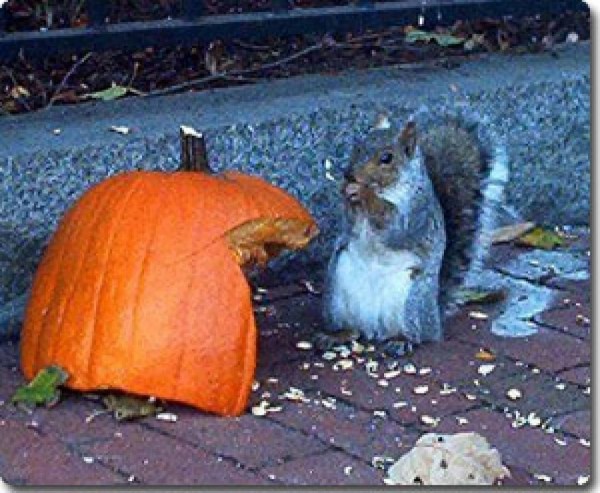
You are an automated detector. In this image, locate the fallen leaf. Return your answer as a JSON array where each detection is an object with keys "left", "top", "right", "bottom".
[
  {"left": 386, "top": 432, "right": 510, "bottom": 485},
  {"left": 405, "top": 29, "right": 465, "bottom": 46},
  {"left": 516, "top": 227, "right": 565, "bottom": 250},
  {"left": 456, "top": 288, "right": 506, "bottom": 305},
  {"left": 10, "top": 85, "right": 30, "bottom": 99},
  {"left": 87, "top": 83, "right": 129, "bottom": 101},
  {"left": 491, "top": 222, "right": 536, "bottom": 244},
  {"left": 12, "top": 366, "right": 69, "bottom": 410},
  {"left": 475, "top": 349, "right": 496, "bottom": 362},
  {"left": 103, "top": 394, "right": 162, "bottom": 421}
]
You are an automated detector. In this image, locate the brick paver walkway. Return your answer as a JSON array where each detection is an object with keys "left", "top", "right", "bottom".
[{"left": 0, "top": 230, "right": 591, "bottom": 486}]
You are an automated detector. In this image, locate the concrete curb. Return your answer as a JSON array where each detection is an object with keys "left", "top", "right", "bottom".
[{"left": 0, "top": 43, "right": 590, "bottom": 337}]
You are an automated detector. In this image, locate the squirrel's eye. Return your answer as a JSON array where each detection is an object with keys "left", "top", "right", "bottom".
[{"left": 379, "top": 151, "right": 394, "bottom": 164}]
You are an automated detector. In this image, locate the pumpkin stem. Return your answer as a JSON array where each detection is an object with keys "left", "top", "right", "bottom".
[{"left": 179, "top": 126, "right": 213, "bottom": 173}]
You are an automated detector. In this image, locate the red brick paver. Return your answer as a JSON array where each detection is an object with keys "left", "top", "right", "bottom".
[{"left": 0, "top": 239, "right": 591, "bottom": 486}]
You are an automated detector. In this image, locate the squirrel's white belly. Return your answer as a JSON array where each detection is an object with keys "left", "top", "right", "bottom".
[{"left": 328, "top": 223, "right": 420, "bottom": 340}]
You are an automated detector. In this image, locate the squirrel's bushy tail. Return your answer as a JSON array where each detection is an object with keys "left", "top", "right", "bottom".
[{"left": 415, "top": 109, "right": 509, "bottom": 302}]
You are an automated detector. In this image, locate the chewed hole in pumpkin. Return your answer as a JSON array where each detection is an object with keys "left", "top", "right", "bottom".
[{"left": 227, "top": 217, "right": 319, "bottom": 268}]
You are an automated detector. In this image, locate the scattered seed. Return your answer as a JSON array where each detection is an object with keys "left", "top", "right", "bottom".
[
  {"left": 456, "top": 416, "right": 469, "bottom": 425},
  {"left": 577, "top": 475, "right": 589, "bottom": 485},
  {"left": 344, "top": 466, "right": 353, "bottom": 476},
  {"left": 110, "top": 125, "right": 131, "bottom": 135},
  {"left": 527, "top": 412, "right": 542, "bottom": 427},
  {"left": 439, "top": 384, "right": 457, "bottom": 396},
  {"left": 403, "top": 363, "right": 417, "bottom": 375},
  {"left": 282, "top": 387, "right": 308, "bottom": 403},
  {"left": 384, "top": 370, "right": 402, "bottom": 379},
  {"left": 373, "top": 410, "right": 387, "bottom": 418},
  {"left": 575, "top": 314, "right": 590, "bottom": 326},
  {"left": 321, "top": 397, "right": 337, "bottom": 410},
  {"left": 464, "top": 393, "right": 477, "bottom": 401},
  {"left": 579, "top": 438, "right": 590, "bottom": 448},
  {"left": 506, "top": 388, "right": 522, "bottom": 401},
  {"left": 82, "top": 456, "right": 94, "bottom": 464},
  {"left": 372, "top": 456, "right": 393, "bottom": 469},
  {"left": 554, "top": 437, "right": 567, "bottom": 446},
  {"left": 53, "top": 128, "right": 62, "bottom": 135},
  {"left": 393, "top": 401, "right": 408, "bottom": 409},
  {"left": 156, "top": 412, "right": 178, "bottom": 423},
  {"left": 251, "top": 400, "right": 281, "bottom": 416},
  {"left": 418, "top": 367, "right": 432, "bottom": 376},
  {"left": 333, "top": 359, "right": 354, "bottom": 371},
  {"left": 478, "top": 364, "right": 496, "bottom": 376},
  {"left": 350, "top": 340, "right": 365, "bottom": 354},
  {"left": 322, "top": 351, "right": 337, "bottom": 361},
  {"left": 534, "top": 474, "right": 553, "bottom": 483},
  {"left": 413, "top": 385, "right": 429, "bottom": 395},
  {"left": 420, "top": 415, "right": 440, "bottom": 427},
  {"left": 469, "top": 311, "right": 489, "bottom": 320},
  {"left": 366, "top": 360, "right": 379, "bottom": 375},
  {"left": 296, "top": 341, "right": 313, "bottom": 350},
  {"left": 555, "top": 382, "right": 566, "bottom": 390}
]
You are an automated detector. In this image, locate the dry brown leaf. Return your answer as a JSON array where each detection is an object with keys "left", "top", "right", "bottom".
[
  {"left": 475, "top": 349, "right": 496, "bottom": 362},
  {"left": 386, "top": 432, "right": 510, "bottom": 485}
]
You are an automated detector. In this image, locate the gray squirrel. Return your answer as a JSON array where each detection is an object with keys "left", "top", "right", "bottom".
[{"left": 321, "top": 112, "right": 509, "bottom": 355}]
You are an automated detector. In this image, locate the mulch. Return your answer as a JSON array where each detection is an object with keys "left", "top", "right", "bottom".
[{"left": 0, "top": 3, "right": 589, "bottom": 115}]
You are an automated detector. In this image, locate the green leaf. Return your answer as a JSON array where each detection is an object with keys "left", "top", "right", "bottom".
[
  {"left": 491, "top": 222, "right": 536, "bottom": 244},
  {"left": 103, "top": 394, "right": 162, "bottom": 421},
  {"left": 516, "top": 227, "right": 565, "bottom": 250},
  {"left": 405, "top": 30, "right": 465, "bottom": 47},
  {"left": 87, "top": 84, "right": 129, "bottom": 101},
  {"left": 456, "top": 288, "right": 506, "bottom": 306},
  {"left": 12, "top": 365, "right": 69, "bottom": 410}
]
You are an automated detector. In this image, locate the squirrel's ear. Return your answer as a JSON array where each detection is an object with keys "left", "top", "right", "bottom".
[
  {"left": 373, "top": 112, "right": 392, "bottom": 130},
  {"left": 399, "top": 121, "right": 417, "bottom": 157}
]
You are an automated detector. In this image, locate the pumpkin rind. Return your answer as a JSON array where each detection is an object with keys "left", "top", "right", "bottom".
[{"left": 21, "top": 170, "right": 315, "bottom": 416}]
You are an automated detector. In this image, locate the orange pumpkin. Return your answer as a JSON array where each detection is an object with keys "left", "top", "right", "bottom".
[{"left": 20, "top": 166, "right": 317, "bottom": 416}]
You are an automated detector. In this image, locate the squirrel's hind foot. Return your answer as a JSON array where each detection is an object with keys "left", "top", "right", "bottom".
[
  {"left": 382, "top": 338, "right": 415, "bottom": 359},
  {"left": 312, "top": 328, "right": 361, "bottom": 352}
]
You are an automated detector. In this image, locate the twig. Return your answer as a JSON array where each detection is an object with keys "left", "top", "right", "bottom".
[
  {"left": 146, "top": 42, "right": 324, "bottom": 98},
  {"left": 46, "top": 52, "right": 92, "bottom": 108}
]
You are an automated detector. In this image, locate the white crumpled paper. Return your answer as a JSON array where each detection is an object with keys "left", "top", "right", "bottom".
[{"left": 386, "top": 432, "right": 511, "bottom": 485}]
